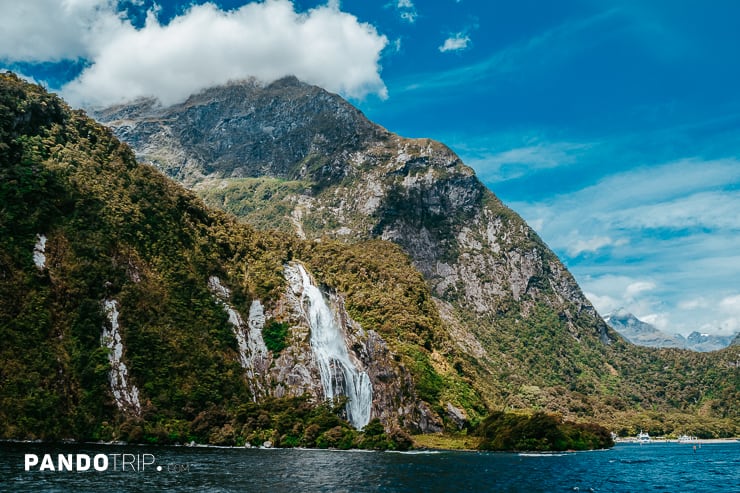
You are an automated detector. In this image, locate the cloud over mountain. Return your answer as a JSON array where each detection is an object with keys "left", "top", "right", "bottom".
[{"left": 1, "top": 0, "right": 388, "bottom": 107}]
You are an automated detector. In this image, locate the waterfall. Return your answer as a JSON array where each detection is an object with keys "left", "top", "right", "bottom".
[
  {"left": 33, "top": 234, "right": 47, "bottom": 270},
  {"left": 286, "top": 263, "right": 373, "bottom": 429},
  {"left": 101, "top": 299, "right": 141, "bottom": 414}
]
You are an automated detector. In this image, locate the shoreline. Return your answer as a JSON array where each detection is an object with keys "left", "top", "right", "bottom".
[
  {"left": 615, "top": 438, "right": 739, "bottom": 444},
  {"left": 3, "top": 436, "right": 739, "bottom": 453}
]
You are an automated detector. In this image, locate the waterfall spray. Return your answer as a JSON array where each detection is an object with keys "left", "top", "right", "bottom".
[{"left": 286, "top": 263, "right": 373, "bottom": 429}]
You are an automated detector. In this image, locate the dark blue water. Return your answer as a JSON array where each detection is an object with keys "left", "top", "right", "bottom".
[{"left": 1, "top": 441, "right": 738, "bottom": 492}]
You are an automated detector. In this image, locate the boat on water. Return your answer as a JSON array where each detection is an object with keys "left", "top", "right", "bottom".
[
  {"left": 637, "top": 431, "right": 651, "bottom": 443},
  {"left": 678, "top": 434, "right": 697, "bottom": 443}
]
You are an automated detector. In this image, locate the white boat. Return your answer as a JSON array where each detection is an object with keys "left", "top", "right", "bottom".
[
  {"left": 677, "top": 434, "right": 697, "bottom": 443},
  {"left": 637, "top": 431, "right": 651, "bottom": 443}
]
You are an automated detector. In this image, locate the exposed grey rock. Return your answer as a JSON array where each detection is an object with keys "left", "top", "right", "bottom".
[
  {"left": 93, "top": 77, "right": 385, "bottom": 186},
  {"left": 446, "top": 402, "right": 468, "bottom": 430}
]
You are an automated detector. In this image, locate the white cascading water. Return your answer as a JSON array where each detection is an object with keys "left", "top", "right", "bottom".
[
  {"left": 287, "top": 263, "right": 373, "bottom": 429},
  {"left": 101, "top": 299, "right": 141, "bottom": 414},
  {"left": 33, "top": 234, "right": 47, "bottom": 270}
]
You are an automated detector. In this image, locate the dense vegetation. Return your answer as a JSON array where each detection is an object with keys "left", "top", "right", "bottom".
[
  {"left": 0, "top": 72, "right": 261, "bottom": 440},
  {"left": 108, "top": 395, "right": 411, "bottom": 450},
  {"left": 0, "top": 73, "right": 450, "bottom": 444},
  {"left": 1, "top": 73, "right": 737, "bottom": 448},
  {"left": 477, "top": 411, "right": 613, "bottom": 451},
  {"left": 299, "top": 239, "right": 487, "bottom": 422},
  {"left": 196, "top": 177, "right": 308, "bottom": 232}
]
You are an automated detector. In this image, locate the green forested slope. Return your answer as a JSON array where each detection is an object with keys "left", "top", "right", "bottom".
[
  {"left": 0, "top": 73, "right": 466, "bottom": 443},
  {"left": 1, "top": 73, "right": 738, "bottom": 443}
]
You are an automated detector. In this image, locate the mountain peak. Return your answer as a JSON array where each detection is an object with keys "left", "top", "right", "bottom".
[
  {"left": 605, "top": 310, "right": 685, "bottom": 349},
  {"left": 94, "top": 77, "right": 385, "bottom": 185},
  {"left": 605, "top": 310, "right": 737, "bottom": 351},
  {"left": 605, "top": 307, "right": 634, "bottom": 323}
]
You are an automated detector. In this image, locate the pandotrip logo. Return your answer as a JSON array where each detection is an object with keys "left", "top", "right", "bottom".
[{"left": 24, "top": 453, "right": 190, "bottom": 473}]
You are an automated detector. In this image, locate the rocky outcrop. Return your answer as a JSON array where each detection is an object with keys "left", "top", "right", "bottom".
[{"left": 208, "top": 276, "right": 271, "bottom": 400}]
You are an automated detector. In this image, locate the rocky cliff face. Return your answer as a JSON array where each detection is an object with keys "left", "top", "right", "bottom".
[
  {"left": 94, "top": 76, "right": 384, "bottom": 185},
  {"left": 685, "top": 331, "right": 737, "bottom": 352},
  {"left": 95, "top": 77, "right": 619, "bottom": 415},
  {"left": 206, "top": 264, "right": 438, "bottom": 432}
]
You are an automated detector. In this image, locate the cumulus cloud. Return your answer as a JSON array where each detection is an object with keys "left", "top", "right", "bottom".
[
  {"left": 624, "top": 281, "right": 656, "bottom": 300},
  {"left": 0, "top": 0, "right": 118, "bottom": 62},
  {"left": 584, "top": 291, "right": 620, "bottom": 316},
  {"left": 1, "top": 0, "right": 388, "bottom": 107},
  {"left": 639, "top": 312, "right": 671, "bottom": 331},
  {"left": 439, "top": 33, "right": 471, "bottom": 52},
  {"left": 581, "top": 274, "right": 674, "bottom": 330}
]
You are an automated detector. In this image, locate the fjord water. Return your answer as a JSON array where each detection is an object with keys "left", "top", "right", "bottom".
[{"left": 2, "top": 441, "right": 738, "bottom": 492}]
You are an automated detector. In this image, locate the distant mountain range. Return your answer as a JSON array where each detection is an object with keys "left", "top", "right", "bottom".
[{"left": 605, "top": 308, "right": 737, "bottom": 352}]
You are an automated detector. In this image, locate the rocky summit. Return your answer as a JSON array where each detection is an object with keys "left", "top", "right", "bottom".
[{"left": 1, "top": 73, "right": 738, "bottom": 444}]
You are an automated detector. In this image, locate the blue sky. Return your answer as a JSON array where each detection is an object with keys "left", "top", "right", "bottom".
[{"left": 2, "top": 0, "right": 739, "bottom": 335}]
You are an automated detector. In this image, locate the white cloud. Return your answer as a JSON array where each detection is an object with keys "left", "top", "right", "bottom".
[
  {"left": 719, "top": 294, "right": 740, "bottom": 315},
  {"left": 568, "top": 158, "right": 740, "bottom": 220},
  {"left": 439, "top": 33, "right": 471, "bottom": 52},
  {"left": 625, "top": 281, "right": 656, "bottom": 300},
  {"left": 703, "top": 294, "right": 740, "bottom": 335},
  {"left": 717, "top": 318, "right": 739, "bottom": 334},
  {"left": 505, "top": 156, "right": 740, "bottom": 336},
  {"left": 584, "top": 291, "right": 620, "bottom": 316},
  {"left": 581, "top": 275, "right": 659, "bottom": 314},
  {"left": 1, "top": 0, "right": 388, "bottom": 107},
  {"left": 390, "top": 37, "right": 403, "bottom": 53},
  {"left": 639, "top": 312, "right": 670, "bottom": 331},
  {"left": 610, "top": 190, "right": 740, "bottom": 231},
  {"left": 396, "top": 0, "right": 418, "bottom": 24},
  {"left": 462, "top": 140, "right": 592, "bottom": 183},
  {"left": 0, "top": 0, "right": 119, "bottom": 62},
  {"left": 566, "top": 235, "right": 621, "bottom": 257},
  {"left": 678, "top": 297, "right": 710, "bottom": 310}
]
